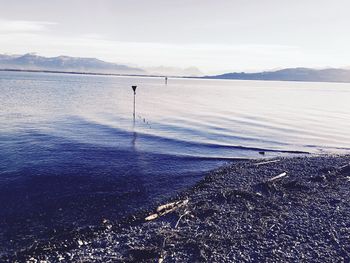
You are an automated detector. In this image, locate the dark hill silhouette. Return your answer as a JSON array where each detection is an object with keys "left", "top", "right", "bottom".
[{"left": 205, "top": 67, "right": 350, "bottom": 83}]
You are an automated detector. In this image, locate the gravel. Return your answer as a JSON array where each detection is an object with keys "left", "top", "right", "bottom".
[{"left": 4, "top": 155, "right": 350, "bottom": 262}]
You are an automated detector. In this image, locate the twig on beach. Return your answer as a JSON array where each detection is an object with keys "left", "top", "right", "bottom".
[
  {"left": 339, "top": 163, "right": 350, "bottom": 174},
  {"left": 175, "top": 211, "right": 190, "bottom": 228},
  {"left": 255, "top": 160, "right": 280, "bottom": 166},
  {"left": 158, "top": 238, "right": 167, "bottom": 263},
  {"left": 339, "top": 163, "right": 350, "bottom": 169},
  {"left": 267, "top": 172, "right": 288, "bottom": 182}
]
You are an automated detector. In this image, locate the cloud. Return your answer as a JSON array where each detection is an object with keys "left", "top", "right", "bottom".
[{"left": 0, "top": 19, "right": 56, "bottom": 33}]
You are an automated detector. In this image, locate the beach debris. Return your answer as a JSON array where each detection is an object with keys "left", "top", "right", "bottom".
[
  {"left": 158, "top": 238, "right": 167, "bottom": 263},
  {"left": 310, "top": 163, "right": 350, "bottom": 183},
  {"left": 254, "top": 159, "right": 280, "bottom": 166},
  {"left": 157, "top": 200, "right": 187, "bottom": 213},
  {"left": 156, "top": 199, "right": 189, "bottom": 215},
  {"left": 145, "top": 199, "right": 189, "bottom": 221},
  {"left": 145, "top": 213, "right": 159, "bottom": 221},
  {"left": 339, "top": 163, "right": 350, "bottom": 175},
  {"left": 175, "top": 210, "right": 190, "bottom": 228},
  {"left": 267, "top": 172, "right": 288, "bottom": 182},
  {"left": 254, "top": 171, "right": 289, "bottom": 196},
  {"left": 339, "top": 163, "right": 350, "bottom": 170},
  {"left": 156, "top": 202, "right": 177, "bottom": 213}
]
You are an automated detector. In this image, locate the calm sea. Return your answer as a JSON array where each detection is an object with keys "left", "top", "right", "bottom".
[{"left": 1, "top": 71, "right": 349, "bottom": 254}]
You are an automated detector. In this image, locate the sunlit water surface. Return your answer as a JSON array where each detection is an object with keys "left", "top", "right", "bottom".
[{"left": 1, "top": 71, "right": 350, "bottom": 253}]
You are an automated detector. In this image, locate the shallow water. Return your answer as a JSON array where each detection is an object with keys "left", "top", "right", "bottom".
[{"left": 1, "top": 71, "right": 350, "bottom": 253}]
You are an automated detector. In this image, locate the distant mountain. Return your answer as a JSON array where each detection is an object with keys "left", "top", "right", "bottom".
[
  {"left": 205, "top": 68, "right": 350, "bottom": 83},
  {"left": 0, "top": 53, "right": 144, "bottom": 74}
]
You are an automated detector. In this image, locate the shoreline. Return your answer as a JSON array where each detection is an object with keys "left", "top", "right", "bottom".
[
  {"left": 0, "top": 68, "right": 181, "bottom": 79},
  {"left": 6, "top": 154, "right": 350, "bottom": 262},
  {"left": 3, "top": 69, "right": 350, "bottom": 85}
]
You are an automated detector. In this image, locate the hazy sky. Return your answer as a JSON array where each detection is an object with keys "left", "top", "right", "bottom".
[{"left": 0, "top": 0, "right": 349, "bottom": 73}]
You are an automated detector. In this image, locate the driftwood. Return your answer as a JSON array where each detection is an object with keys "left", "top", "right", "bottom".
[
  {"left": 145, "top": 199, "right": 189, "bottom": 221},
  {"left": 267, "top": 172, "right": 288, "bottom": 182},
  {"left": 255, "top": 160, "right": 280, "bottom": 166},
  {"left": 145, "top": 214, "right": 158, "bottom": 221},
  {"left": 157, "top": 201, "right": 179, "bottom": 212}
]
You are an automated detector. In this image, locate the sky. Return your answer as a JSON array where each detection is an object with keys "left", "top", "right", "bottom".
[{"left": 0, "top": 0, "right": 350, "bottom": 74}]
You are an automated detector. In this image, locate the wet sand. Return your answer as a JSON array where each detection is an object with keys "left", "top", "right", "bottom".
[{"left": 5, "top": 155, "right": 350, "bottom": 262}]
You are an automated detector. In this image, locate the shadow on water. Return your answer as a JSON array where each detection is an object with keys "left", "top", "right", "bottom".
[{"left": 0, "top": 126, "right": 231, "bottom": 255}]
